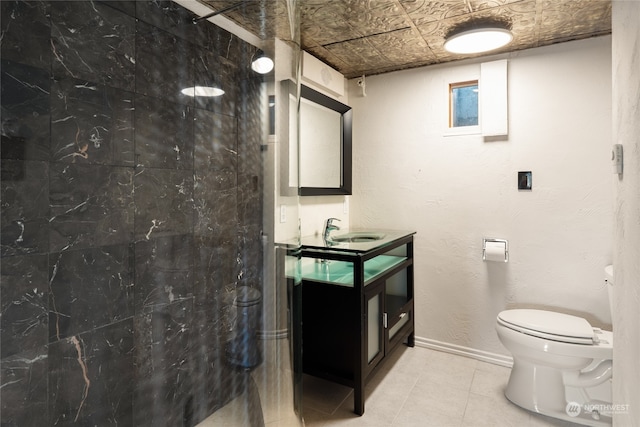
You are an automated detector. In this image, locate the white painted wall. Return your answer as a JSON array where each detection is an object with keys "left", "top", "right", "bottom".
[
  {"left": 347, "top": 36, "right": 613, "bottom": 358},
  {"left": 612, "top": 1, "right": 640, "bottom": 423},
  {"left": 300, "top": 196, "right": 350, "bottom": 238}
]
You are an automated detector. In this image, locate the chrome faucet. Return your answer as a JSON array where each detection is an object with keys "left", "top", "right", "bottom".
[{"left": 323, "top": 217, "right": 341, "bottom": 241}]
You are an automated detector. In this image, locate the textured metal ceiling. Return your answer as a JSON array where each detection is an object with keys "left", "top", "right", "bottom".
[{"left": 198, "top": 0, "right": 612, "bottom": 79}]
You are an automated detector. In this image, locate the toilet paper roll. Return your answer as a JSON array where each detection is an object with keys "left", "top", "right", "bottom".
[{"left": 484, "top": 241, "right": 507, "bottom": 262}]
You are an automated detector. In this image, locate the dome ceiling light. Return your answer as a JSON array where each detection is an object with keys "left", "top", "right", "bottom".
[
  {"left": 444, "top": 27, "right": 513, "bottom": 54},
  {"left": 444, "top": 13, "right": 513, "bottom": 55}
]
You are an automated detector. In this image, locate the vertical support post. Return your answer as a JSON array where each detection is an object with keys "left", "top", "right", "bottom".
[
  {"left": 407, "top": 237, "right": 415, "bottom": 347},
  {"left": 354, "top": 256, "right": 365, "bottom": 415}
]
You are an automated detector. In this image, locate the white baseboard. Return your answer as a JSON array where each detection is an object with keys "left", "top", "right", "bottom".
[{"left": 414, "top": 336, "right": 513, "bottom": 368}]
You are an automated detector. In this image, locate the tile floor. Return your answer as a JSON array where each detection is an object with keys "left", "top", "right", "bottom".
[
  {"left": 301, "top": 346, "right": 585, "bottom": 427},
  {"left": 199, "top": 344, "right": 587, "bottom": 427}
]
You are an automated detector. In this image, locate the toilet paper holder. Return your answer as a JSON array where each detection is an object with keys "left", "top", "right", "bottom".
[{"left": 483, "top": 238, "right": 509, "bottom": 262}]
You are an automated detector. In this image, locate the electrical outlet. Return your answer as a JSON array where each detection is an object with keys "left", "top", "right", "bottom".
[
  {"left": 612, "top": 144, "right": 623, "bottom": 174},
  {"left": 280, "top": 205, "right": 287, "bottom": 223}
]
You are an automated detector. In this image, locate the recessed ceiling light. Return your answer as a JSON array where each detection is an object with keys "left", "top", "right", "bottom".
[
  {"left": 444, "top": 28, "right": 513, "bottom": 54},
  {"left": 181, "top": 86, "right": 225, "bottom": 97}
]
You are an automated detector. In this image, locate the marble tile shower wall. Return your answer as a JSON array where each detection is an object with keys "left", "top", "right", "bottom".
[{"left": 0, "top": 1, "right": 266, "bottom": 426}]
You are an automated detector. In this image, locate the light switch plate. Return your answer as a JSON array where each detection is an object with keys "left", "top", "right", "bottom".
[{"left": 518, "top": 171, "right": 532, "bottom": 190}]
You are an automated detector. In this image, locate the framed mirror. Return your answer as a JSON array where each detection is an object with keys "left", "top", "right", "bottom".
[{"left": 299, "top": 84, "right": 352, "bottom": 196}]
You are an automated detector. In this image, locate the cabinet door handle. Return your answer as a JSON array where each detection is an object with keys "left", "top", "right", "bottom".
[{"left": 383, "top": 313, "right": 388, "bottom": 329}]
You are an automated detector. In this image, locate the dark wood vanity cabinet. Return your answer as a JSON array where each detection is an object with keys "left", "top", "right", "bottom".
[{"left": 300, "top": 231, "right": 415, "bottom": 415}]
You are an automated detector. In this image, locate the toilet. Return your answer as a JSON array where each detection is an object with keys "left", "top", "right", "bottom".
[{"left": 495, "top": 266, "right": 614, "bottom": 426}]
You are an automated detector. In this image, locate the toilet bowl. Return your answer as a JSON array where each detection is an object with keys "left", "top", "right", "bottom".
[{"left": 495, "top": 266, "right": 614, "bottom": 426}]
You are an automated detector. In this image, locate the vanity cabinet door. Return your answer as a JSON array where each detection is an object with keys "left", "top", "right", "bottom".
[
  {"left": 364, "top": 281, "right": 385, "bottom": 377},
  {"left": 385, "top": 266, "right": 415, "bottom": 352}
]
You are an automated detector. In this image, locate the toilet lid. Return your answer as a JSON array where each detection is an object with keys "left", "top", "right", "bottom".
[{"left": 498, "top": 309, "right": 595, "bottom": 345}]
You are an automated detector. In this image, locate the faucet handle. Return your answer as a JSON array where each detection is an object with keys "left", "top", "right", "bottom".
[
  {"left": 323, "top": 218, "right": 341, "bottom": 241},
  {"left": 326, "top": 217, "right": 341, "bottom": 226}
]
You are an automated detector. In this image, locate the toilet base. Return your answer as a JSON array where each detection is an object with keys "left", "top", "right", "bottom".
[{"left": 505, "top": 360, "right": 612, "bottom": 427}]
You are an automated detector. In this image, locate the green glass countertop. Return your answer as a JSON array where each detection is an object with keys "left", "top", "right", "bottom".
[
  {"left": 299, "top": 229, "right": 415, "bottom": 254},
  {"left": 299, "top": 255, "right": 407, "bottom": 287}
]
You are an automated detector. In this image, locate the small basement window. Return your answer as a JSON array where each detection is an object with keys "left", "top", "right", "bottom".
[{"left": 449, "top": 81, "right": 478, "bottom": 128}]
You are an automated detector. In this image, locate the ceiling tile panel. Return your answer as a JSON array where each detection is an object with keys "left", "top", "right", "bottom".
[
  {"left": 401, "top": 0, "right": 482, "bottom": 25},
  {"left": 537, "top": 0, "right": 611, "bottom": 44},
  {"left": 323, "top": 38, "right": 383, "bottom": 70},
  {"left": 196, "top": 0, "right": 612, "bottom": 78},
  {"left": 301, "top": 0, "right": 364, "bottom": 45},
  {"left": 303, "top": 45, "right": 352, "bottom": 73},
  {"left": 400, "top": 0, "right": 524, "bottom": 25},
  {"left": 200, "top": 0, "right": 291, "bottom": 39},
  {"left": 368, "top": 27, "right": 435, "bottom": 63},
  {"left": 301, "top": 18, "right": 362, "bottom": 47},
  {"left": 342, "top": 0, "right": 414, "bottom": 36}
]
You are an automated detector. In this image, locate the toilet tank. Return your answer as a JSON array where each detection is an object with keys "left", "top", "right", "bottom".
[{"left": 605, "top": 265, "right": 614, "bottom": 321}]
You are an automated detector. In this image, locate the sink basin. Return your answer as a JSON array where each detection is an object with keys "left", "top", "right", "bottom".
[{"left": 331, "top": 231, "right": 386, "bottom": 243}]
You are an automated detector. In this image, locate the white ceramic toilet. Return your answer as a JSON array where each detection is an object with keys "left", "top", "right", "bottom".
[{"left": 495, "top": 265, "right": 614, "bottom": 426}]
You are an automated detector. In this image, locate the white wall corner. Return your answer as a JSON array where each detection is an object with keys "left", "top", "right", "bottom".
[{"left": 480, "top": 59, "right": 508, "bottom": 137}]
